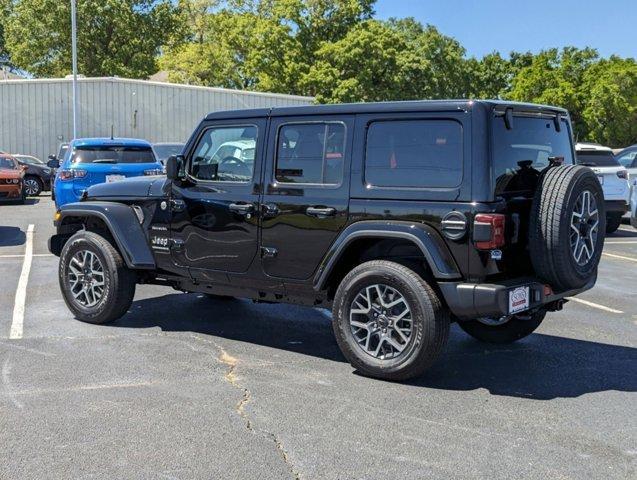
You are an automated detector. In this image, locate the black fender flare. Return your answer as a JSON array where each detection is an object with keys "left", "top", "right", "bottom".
[
  {"left": 50, "top": 201, "right": 156, "bottom": 269},
  {"left": 313, "top": 221, "right": 461, "bottom": 290}
]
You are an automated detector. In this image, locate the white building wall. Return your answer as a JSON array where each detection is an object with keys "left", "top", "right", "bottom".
[{"left": 0, "top": 77, "right": 312, "bottom": 160}]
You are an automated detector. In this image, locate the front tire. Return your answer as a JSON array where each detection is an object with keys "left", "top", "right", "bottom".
[
  {"left": 23, "top": 176, "right": 43, "bottom": 196},
  {"left": 457, "top": 310, "right": 546, "bottom": 344},
  {"left": 605, "top": 212, "right": 623, "bottom": 234},
  {"left": 332, "top": 260, "right": 450, "bottom": 381},
  {"left": 59, "top": 231, "right": 136, "bottom": 324}
]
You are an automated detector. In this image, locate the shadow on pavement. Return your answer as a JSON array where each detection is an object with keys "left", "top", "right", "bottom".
[
  {"left": 112, "top": 292, "right": 637, "bottom": 400},
  {"left": 0, "top": 226, "right": 26, "bottom": 247},
  {"left": 608, "top": 227, "right": 637, "bottom": 237}
]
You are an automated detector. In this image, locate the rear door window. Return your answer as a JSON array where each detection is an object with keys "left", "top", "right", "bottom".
[
  {"left": 275, "top": 123, "right": 345, "bottom": 185},
  {"left": 364, "top": 120, "right": 463, "bottom": 188}
]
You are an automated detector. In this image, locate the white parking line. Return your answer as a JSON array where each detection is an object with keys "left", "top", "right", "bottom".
[
  {"left": 602, "top": 252, "right": 637, "bottom": 263},
  {"left": 0, "top": 253, "right": 53, "bottom": 258},
  {"left": 566, "top": 296, "right": 624, "bottom": 314},
  {"left": 604, "top": 240, "right": 637, "bottom": 244},
  {"left": 10, "top": 224, "right": 34, "bottom": 340}
]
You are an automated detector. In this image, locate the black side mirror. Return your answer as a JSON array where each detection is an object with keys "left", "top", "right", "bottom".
[
  {"left": 166, "top": 155, "right": 184, "bottom": 180},
  {"left": 47, "top": 155, "right": 59, "bottom": 168}
]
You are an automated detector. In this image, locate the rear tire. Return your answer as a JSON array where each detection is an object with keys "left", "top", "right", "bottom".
[
  {"left": 59, "top": 231, "right": 136, "bottom": 324},
  {"left": 458, "top": 310, "right": 546, "bottom": 344},
  {"left": 332, "top": 260, "right": 450, "bottom": 381},
  {"left": 605, "top": 212, "right": 622, "bottom": 234}
]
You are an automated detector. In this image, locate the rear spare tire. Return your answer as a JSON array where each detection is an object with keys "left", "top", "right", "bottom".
[{"left": 529, "top": 165, "right": 605, "bottom": 291}]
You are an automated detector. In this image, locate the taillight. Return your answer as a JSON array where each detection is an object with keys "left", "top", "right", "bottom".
[
  {"left": 59, "top": 169, "right": 87, "bottom": 181},
  {"left": 474, "top": 214, "right": 506, "bottom": 250},
  {"left": 617, "top": 169, "right": 628, "bottom": 180}
]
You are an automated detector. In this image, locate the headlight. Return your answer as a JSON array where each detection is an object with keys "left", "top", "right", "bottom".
[{"left": 11, "top": 178, "right": 19, "bottom": 184}]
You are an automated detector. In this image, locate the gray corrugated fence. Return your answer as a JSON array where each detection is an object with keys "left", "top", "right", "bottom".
[{"left": 0, "top": 77, "right": 312, "bottom": 160}]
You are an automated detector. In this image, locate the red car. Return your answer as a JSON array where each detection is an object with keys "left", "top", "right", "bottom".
[{"left": 0, "top": 154, "right": 27, "bottom": 204}]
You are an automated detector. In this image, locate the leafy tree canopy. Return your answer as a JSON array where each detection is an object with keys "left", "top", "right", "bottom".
[{"left": 4, "top": 0, "right": 182, "bottom": 78}]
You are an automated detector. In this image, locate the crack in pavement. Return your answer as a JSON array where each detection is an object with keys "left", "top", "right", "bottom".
[{"left": 205, "top": 336, "right": 301, "bottom": 480}]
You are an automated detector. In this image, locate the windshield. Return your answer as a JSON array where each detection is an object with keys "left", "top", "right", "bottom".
[
  {"left": 576, "top": 151, "right": 620, "bottom": 167},
  {"left": 72, "top": 146, "right": 156, "bottom": 164},
  {"left": 153, "top": 144, "right": 184, "bottom": 161},
  {"left": 17, "top": 156, "right": 43, "bottom": 165},
  {"left": 492, "top": 115, "right": 574, "bottom": 196},
  {"left": 0, "top": 157, "right": 18, "bottom": 169},
  {"left": 58, "top": 145, "right": 68, "bottom": 160}
]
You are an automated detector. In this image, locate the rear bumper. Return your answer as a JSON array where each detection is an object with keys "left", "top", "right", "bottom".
[
  {"left": 439, "top": 275, "right": 597, "bottom": 320},
  {"left": 605, "top": 200, "right": 628, "bottom": 213}
]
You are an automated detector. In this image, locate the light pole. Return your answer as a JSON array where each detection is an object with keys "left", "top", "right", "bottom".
[{"left": 71, "top": 0, "right": 78, "bottom": 139}]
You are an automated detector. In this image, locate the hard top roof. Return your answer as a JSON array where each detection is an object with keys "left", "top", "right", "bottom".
[{"left": 204, "top": 99, "right": 569, "bottom": 121}]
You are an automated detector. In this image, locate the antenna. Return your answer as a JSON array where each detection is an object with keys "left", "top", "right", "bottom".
[{"left": 110, "top": 124, "right": 114, "bottom": 140}]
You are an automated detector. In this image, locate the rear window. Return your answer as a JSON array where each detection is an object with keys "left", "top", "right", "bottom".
[
  {"left": 576, "top": 151, "right": 620, "bottom": 167},
  {"left": 72, "top": 146, "right": 156, "bottom": 164},
  {"left": 493, "top": 115, "right": 574, "bottom": 196},
  {"left": 365, "top": 120, "right": 463, "bottom": 188}
]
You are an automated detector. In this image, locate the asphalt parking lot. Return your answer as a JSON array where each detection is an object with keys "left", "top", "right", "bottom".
[{"left": 1, "top": 194, "right": 636, "bottom": 479}]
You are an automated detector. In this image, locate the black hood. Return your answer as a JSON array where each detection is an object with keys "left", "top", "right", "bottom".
[{"left": 86, "top": 176, "right": 168, "bottom": 199}]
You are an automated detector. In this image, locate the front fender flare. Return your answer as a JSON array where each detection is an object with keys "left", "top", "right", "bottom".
[
  {"left": 313, "top": 221, "right": 461, "bottom": 290},
  {"left": 51, "top": 201, "right": 156, "bottom": 270}
]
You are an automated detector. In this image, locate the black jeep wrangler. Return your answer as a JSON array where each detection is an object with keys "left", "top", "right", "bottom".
[{"left": 49, "top": 100, "right": 605, "bottom": 381}]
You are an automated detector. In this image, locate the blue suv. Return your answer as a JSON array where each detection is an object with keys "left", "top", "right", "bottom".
[{"left": 52, "top": 138, "right": 163, "bottom": 208}]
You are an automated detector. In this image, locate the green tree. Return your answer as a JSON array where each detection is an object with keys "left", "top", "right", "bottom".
[
  {"left": 0, "top": 0, "right": 12, "bottom": 66},
  {"left": 581, "top": 57, "right": 637, "bottom": 146},
  {"left": 160, "top": 9, "right": 302, "bottom": 92},
  {"left": 508, "top": 47, "right": 599, "bottom": 139},
  {"left": 302, "top": 20, "right": 412, "bottom": 102},
  {"left": 5, "top": 0, "right": 183, "bottom": 78}
]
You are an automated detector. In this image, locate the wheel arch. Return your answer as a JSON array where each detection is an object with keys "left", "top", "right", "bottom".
[
  {"left": 49, "top": 201, "right": 156, "bottom": 270},
  {"left": 314, "top": 221, "right": 461, "bottom": 295}
]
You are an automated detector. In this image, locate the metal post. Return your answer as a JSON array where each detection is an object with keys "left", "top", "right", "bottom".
[{"left": 71, "top": 0, "right": 78, "bottom": 139}]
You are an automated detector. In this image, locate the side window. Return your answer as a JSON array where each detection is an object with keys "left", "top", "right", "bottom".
[
  {"left": 190, "top": 125, "right": 257, "bottom": 182},
  {"left": 365, "top": 120, "right": 463, "bottom": 189},
  {"left": 616, "top": 150, "right": 637, "bottom": 168},
  {"left": 275, "top": 123, "right": 345, "bottom": 185}
]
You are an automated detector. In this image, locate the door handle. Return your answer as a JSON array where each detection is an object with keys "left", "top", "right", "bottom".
[
  {"left": 306, "top": 206, "right": 336, "bottom": 218},
  {"left": 229, "top": 202, "right": 254, "bottom": 215},
  {"left": 262, "top": 203, "right": 279, "bottom": 218}
]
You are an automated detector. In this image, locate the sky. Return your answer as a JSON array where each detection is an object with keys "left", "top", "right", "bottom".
[{"left": 374, "top": 0, "right": 636, "bottom": 59}]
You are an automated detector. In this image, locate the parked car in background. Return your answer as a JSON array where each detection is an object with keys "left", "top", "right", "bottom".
[
  {"left": 152, "top": 142, "right": 184, "bottom": 165},
  {"left": 631, "top": 178, "right": 637, "bottom": 229},
  {"left": 52, "top": 138, "right": 163, "bottom": 208},
  {"left": 575, "top": 143, "right": 630, "bottom": 233},
  {"left": 614, "top": 144, "right": 637, "bottom": 179},
  {"left": 0, "top": 154, "right": 26, "bottom": 204},
  {"left": 13, "top": 154, "right": 53, "bottom": 196}
]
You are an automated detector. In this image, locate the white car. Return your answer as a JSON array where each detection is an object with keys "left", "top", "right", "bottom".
[
  {"left": 615, "top": 145, "right": 637, "bottom": 180},
  {"left": 631, "top": 177, "right": 637, "bottom": 229},
  {"left": 575, "top": 143, "right": 630, "bottom": 234}
]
